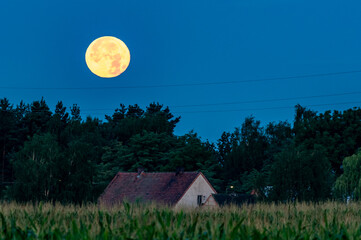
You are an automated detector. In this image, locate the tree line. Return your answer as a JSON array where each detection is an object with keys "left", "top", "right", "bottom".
[{"left": 0, "top": 97, "right": 360, "bottom": 203}]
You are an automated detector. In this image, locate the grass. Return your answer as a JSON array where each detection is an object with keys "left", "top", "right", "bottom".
[{"left": 0, "top": 201, "right": 361, "bottom": 239}]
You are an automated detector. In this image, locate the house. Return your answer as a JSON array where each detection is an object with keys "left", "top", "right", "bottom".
[
  {"left": 203, "top": 193, "right": 255, "bottom": 207},
  {"left": 98, "top": 170, "right": 217, "bottom": 208}
]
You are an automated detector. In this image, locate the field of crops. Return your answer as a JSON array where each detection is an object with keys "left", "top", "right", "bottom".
[{"left": 0, "top": 201, "right": 361, "bottom": 239}]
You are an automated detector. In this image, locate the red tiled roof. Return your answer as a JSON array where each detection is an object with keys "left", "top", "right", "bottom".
[{"left": 98, "top": 172, "right": 201, "bottom": 206}]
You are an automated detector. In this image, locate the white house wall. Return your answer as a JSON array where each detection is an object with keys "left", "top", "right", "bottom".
[
  {"left": 175, "top": 174, "right": 216, "bottom": 208},
  {"left": 203, "top": 195, "right": 218, "bottom": 208}
]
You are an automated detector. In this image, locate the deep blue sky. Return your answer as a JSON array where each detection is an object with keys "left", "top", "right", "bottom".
[{"left": 1, "top": 0, "right": 361, "bottom": 142}]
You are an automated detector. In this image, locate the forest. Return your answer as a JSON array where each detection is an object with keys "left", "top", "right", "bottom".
[{"left": 0, "top": 97, "right": 361, "bottom": 203}]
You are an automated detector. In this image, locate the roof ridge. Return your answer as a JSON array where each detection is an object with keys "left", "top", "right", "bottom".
[{"left": 99, "top": 171, "right": 206, "bottom": 206}]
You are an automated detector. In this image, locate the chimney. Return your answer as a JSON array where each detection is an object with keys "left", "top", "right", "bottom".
[{"left": 175, "top": 167, "right": 185, "bottom": 176}]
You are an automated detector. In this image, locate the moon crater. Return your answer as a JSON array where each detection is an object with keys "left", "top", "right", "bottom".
[{"left": 85, "top": 36, "right": 130, "bottom": 78}]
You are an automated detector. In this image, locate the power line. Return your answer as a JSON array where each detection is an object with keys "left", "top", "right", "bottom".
[
  {"left": 26, "top": 100, "right": 360, "bottom": 115},
  {"left": 169, "top": 91, "right": 361, "bottom": 108},
  {"left": 77, "top": 90, "right": 361, "bottom": 110},
  {"left": 2, "top": 91, "right": 361, "bottom": 114},
  {"left": 172, "top": 100, "right": 361, "bottom": 114},
  {"left": 0, "top": 70, "right": 360, "bottom": 90},
  {"left": 3, "top": 100, "right": 360, "bottom": 116}
]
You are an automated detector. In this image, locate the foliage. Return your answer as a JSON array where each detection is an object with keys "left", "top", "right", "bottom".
[
  {"left": 294, "top": 105, "right": 361, "bottom": 176},
  {"left": 0, "top": 98, "right": 18, "bottom": 191},
  {"left": 334, "top": 149, "right": 361, "bottom": 201},
  {"left": 9, "top": 133, "right": 63, "bottom": 201},
  {"left": 220, "top": 117, "right": 269, "bottom": 192},
  {"left": 0, "top": 202, "right": 361, "bottom": 239},
  {"left": 269, "top": 144, "right": 332, "bottom": 201},
  {"left": 104, "top": 131, "right": 176, "bottom": 172},
  {"left": 1, "top": 97, "right": 361, "bottom": 203}
]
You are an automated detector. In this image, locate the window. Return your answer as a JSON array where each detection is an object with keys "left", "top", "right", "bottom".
[{"left": 197, "top": 195, "right": 203, "bottom": 206}]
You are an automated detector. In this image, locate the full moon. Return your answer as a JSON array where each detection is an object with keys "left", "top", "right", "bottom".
[{"left": 85, "top": 36, "right": 130, "bottom": 78}]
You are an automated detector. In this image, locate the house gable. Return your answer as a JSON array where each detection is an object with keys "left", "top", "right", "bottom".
[
  {"left": 175, "top": 173, "right": 217, "bottom": 208},
  {"left": 203, "top": 194, "right": 219, "bottom": 208}
]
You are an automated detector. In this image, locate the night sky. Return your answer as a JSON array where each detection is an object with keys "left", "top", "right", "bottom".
[{"left": 1, "top": 0, "right": 361, "bottom": 142}]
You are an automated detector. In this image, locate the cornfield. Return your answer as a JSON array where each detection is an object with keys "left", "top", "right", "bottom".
[{"left": 0, "top": 201, "right": 361, "bottom": 239}]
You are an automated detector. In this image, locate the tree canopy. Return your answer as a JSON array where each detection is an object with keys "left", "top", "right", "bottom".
[{"left": 1, "top": 97, "right": 361, "bottom": 203}]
